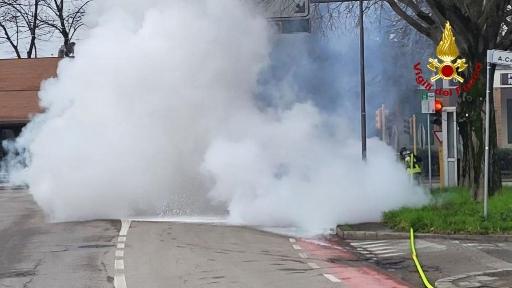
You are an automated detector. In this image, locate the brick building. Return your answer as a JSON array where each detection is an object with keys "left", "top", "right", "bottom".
[{"left": 0, "top": 57, "right": 59, "bottom": 155}]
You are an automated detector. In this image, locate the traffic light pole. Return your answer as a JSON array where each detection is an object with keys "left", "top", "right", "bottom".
[
  {"left": 359, "top": 0, "right": 367, "bottom": 161},
  {"left": 484, "top": 51, "right": 492, "bottom": 220},
  {"left": 427, "top": 113, "right": 432, "bottom": 191}
]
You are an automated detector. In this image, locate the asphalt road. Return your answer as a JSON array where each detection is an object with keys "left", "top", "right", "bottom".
[
  {"left": 0, "top": 189, "right": 406, "bottom": 288},
  {"left": 122, "top": 221, "right": 340, "bottom": 288},
  {"left": 4, "top": 188, "right": 512, "bottom": 288},
  {"left": 0, "top": 189, "right": 118, "bottom": 288}
]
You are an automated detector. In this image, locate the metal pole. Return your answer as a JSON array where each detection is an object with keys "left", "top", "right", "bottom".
[
  {"left": 413, "top": 114, "right": 417, "bottom": 154},
  {"left": 484, "top": 50, "right": 492, "bottom": 219},
  {"left": 359, "top": 0, "right": 367, "bottom": 161},
  {"left": 428, "top": 113, "right": 432, "bottom": 191}
]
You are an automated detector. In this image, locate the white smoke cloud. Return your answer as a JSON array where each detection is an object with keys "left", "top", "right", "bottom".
[{"left": 6, "top": 0, "right": 428, "bottom": 232}]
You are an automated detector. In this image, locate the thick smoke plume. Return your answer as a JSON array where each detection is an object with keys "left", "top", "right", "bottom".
[{"left": 6, "top": 0, "right": 428, "bottom": 233}]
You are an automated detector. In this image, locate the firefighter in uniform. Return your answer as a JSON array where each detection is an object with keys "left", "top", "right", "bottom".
[{"left": 399, "top": 147, "right": 422, "bottom": 183}]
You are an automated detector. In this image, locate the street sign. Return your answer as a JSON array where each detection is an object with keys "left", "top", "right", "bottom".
[
  {"left": 490, "top": 49, "right": 512, "bottom": 66},
  {"left": 271, "top": 18, "right": 311, "bottom": 33},
  {"left": 255, "top": 0, "right": 310, "bottom": 19},
  {"left": 501, "top": 73, "right": 512, "bottom": 86},
  {"left": 421, "top": 92, "right": 435, "bottom": 114}
]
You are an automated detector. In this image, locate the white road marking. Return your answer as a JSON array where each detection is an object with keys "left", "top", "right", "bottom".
[
  {"left": 115, "top": 259, "right": 125, "bottom": 270},
  {"left": 307, "top": 262, "right": 320, "bottom": 269},
  {"left": 119, "top": 220, "right": 131, "bottom": 236},
  {"left": 350, "top": 240, "right": 387, "bottom": 246},
  {"left": 359, "top": 243, "right": 389, "bottom": 248},
  {"left": 289, "top": 238, "right": 296, "bottom": 243},
  {"left": 367, "top": 246, "right": 394, "bottom": 251},
  {"left": 114, "top": 274, "right": 127, "bottom": 288},
  {"left": 372, "top": 249, "right": 397, "bottom": 254},
  {"left": 379, "top": 252, "right": 405, "bottom": 258},
  {"left": 114, "top": 219, "right": 130, "bottom": 288},
  {"left": 115, "top": 250, "right": 124, "bottom": 257},
  {"left": 323, "top": 274, "right": 342, "bottom": 283},
  {"left": 298, "top": 252, "right": 308, "bottom": 258},
  {"left": 292, "top": 244, "right": 302, "bottom": 250}
]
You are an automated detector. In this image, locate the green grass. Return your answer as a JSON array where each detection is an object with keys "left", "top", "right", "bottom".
[{"left": 383, "top": 187, "right": 512, "bottom": 234}]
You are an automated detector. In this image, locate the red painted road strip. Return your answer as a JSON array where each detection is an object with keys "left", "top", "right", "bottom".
[{"left": 298, "top": 238, "right": 411, "bottom": 288}]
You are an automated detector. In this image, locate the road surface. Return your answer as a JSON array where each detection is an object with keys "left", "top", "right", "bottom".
[
  {"left": 4, "top": 188, "right": 512, "bottom": 287},
  {"left": 0, "top": 189, "right": 410, "bottom": 287}
]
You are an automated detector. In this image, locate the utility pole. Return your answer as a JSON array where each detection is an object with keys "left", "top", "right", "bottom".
[
  {"left": 359, "top": 0, "right": 367, "bottom": 161},
  {"left": 412, "top": 114, "right": 417, "bottom": 154}
]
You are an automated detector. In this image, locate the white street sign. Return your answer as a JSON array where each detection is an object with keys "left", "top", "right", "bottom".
[
  {"left": 421, "top": 92, "right": 435, "bottom": 114},
  {"left": 489, "top": 49, "right": 512, "bottom": 65},
  {"left": 255, "top": 0, "right": 310, "bottom": 19}
]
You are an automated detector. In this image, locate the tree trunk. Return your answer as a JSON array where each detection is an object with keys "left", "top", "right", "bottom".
[
  {"left": 26, "top": 0, "right": 39, "bottom": 58},
  {"left": 458, "top": 57, "right": 502, "bottom": 200}
]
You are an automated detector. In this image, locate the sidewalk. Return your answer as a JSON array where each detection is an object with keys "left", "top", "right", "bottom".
[
  {"left": 336, "top": 223, "right": 512, "bottom": 241},
  {"left": 336, "top": 223, "right": 512, "bottom": 287},
  {"left": 436, "top": 269, "right": 512, "bottom": 288}
]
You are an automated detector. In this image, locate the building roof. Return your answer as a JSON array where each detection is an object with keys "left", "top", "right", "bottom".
[{"left": 0, "top": 57, "right": 59, "bottom": 122}]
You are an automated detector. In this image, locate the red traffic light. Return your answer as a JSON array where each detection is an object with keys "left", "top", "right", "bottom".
[{"left": 434, "top": 100, "right": 443, "bottom": 113}]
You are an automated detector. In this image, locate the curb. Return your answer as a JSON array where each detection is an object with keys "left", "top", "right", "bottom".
[
  {"left": 434, "top": 268, "right": 512, "bottom": 288},
  {"left": 336, "top": 226, "right": 512, "bottom": 241}
]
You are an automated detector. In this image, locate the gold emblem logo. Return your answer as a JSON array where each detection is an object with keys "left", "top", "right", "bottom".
[{"left": 427, "top": 21, "right": 467, "bottom": 82}]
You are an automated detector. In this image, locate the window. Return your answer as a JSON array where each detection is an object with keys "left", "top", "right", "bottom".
[{"left": 508, "top": 99, "right": 512, "bottom": 144}]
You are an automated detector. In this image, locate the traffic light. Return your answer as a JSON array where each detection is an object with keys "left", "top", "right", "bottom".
[
  {"left": 376, "top": 108, "right": 382, "bottom": 130},
  {"left": 434, "top": 99, "right": 443, "bottom": 113},
  {"left": 432, "top": 99, "right": 443, "bottom": 126}
]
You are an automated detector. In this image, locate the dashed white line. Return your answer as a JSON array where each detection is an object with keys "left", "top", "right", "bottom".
[
  {"left": 289, "top": 238, "right": 296, "bottom": 243},
  {"left": 114, "top": 274, "right": 127, "bottom": 288},
  {"left": 115, "top": 219, "right": 130, "bottom": 288},
  {"left": 119, "top": 220, "right": 131, "bottom": 236},
  {"left": 292, "top": 244, "right": 302, "bottom": 250},
  {"left": 307, "top": 262, "right": 320, "bottom": 269},
  {"left": 298, "top": 252, "right": 308, "bottom": 258},
  {"left": 115, "top": 259, "right": 125, "bottom": 270},
  {"left": 323, "top": 274, "right": 342, "bottom": 283}
]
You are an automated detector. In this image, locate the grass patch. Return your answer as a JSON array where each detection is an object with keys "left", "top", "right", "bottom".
[{"left": 383, "top": 187, "right": 512, "bottom": 234}]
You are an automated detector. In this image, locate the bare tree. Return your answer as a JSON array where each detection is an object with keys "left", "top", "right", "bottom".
[
  {"left": 0, "top": 0, "right": 43, "bottom": 58},
  {"left": 39, "top": 0, "right": 91, "bottom": 48},
  {"left": 0, "top": 2, "right": 23, "bottom": 58}
]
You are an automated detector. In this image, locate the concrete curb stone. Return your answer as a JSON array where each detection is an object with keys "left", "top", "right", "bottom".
[{"left": 336, "top": 226, "right": 512, "bottom": 241}]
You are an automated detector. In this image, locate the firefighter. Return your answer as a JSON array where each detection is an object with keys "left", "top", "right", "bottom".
[{"left": 399, "top": 147, "right": 422, "bottom": 183}]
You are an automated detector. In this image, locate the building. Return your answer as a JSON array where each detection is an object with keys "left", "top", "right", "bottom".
[
  {"left": 0, "top": 57, "right": 59, "bottom": 156},
  {"left": 494, "top": 67, "right": 512, "bottom": 148}
]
